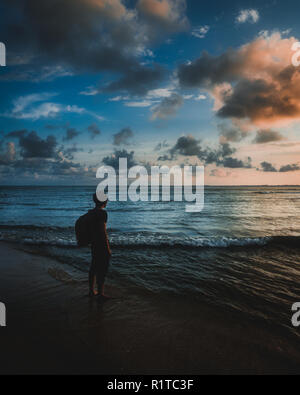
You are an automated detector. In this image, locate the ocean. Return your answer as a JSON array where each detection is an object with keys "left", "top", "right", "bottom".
[{"left": 0, "top": 185, "right": 300, "bottom": 337}]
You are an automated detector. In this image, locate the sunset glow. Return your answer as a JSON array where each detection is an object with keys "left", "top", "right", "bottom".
[{"left": 0, "top": 0, "right": 299, "bottom": 185}]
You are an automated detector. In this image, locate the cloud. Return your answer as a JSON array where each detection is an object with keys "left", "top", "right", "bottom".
[
  {"left": 104, "top": 65, "right": 164, "bottom": 95},
  {"left": 102, "top": 149, "right": 137, "bottom": 169},
  {"left": 63, "top": 128, "right": 80, "bottom": 141},
  {"left": 253, "top": 129, "right": 285, "bottom": 144},
  {"left": 107, "top": 86, "right": 176, "bottom": 108},
  {"left": 62, "top": 144, "right": 84, "bottom": 160},
  {"left": 9, "top": 93, "right": 56, "bottom": 113},
  {"left": 151, "top": 93, "right": 184, "bottom": 120},
  {"left": 125, "top": 101, "right": 153, "bottom": 107},
  {"left": 137, "top": 0, "right": 188, "bottom": 33},
  {"left": 2, "top": 93, "right": 104, "bottom": 121},
  {"left": 203, "top": 142, "right": 251, "bottom": 168},
  {"left": 113, "top": 128, "right": 134, "bottom": 146},
  {"left": 2, "top": 93, "right": 61, "bottom": 120},
  {"left": 0, "top": 65, "right": 74, "bottom": 83},
  {"left": 236, "top": 9, "right": 260, "bottom": 24},
  {"left": 6, "top": 129, "right": 58, "bottom": 159},
  {"left": 155, "top": 140, "right": 169, "bottom": 151},
  {"left": 216, "top": 78, "right": 300, "bottom": 125},
  {"left": 147, "top": 88, "right": 174, "bottom": 98},
  {"left": 260, "top": 161, "right": 300, "bottom": 172},
  {"left": 195, "top": 94, "right": 207, "bottom": 101},
  {"left": 159, "top": 135, "right": 252, "bottom": 168},
  {"left": 66, "top": 105, "right": 105, "bottom": 121},
  {"left": 219, "top": 124, "right": 249, "bottom": 143},
  {"left": 80, "top": 87, "right": 99, "bottom": 96},
  {"left": 108, "top": 96, "right": 127, "bottom": 102},
  {"left": 222, "top": 156, "right": 251, "bottom": 169},
  {"left": 0, "top": 142, "right": 16, "bottom": 165},
  {"left": 191, "top": 25, "right": 210, "bottom": 39},
  {"left": 1, "top": 0, "right": 188, "bottom": 93},
  {"left": 178, "top": 32, "right": 300, "bottom": 130},
  {"left": 6, "top": 157, "right": 94, "bottom": 179},
  {"left": 279, "top": 163, "right": 300, "bottom": 172},
  {"left": 19, "top": 131, "right": 58, "bottom": 159},
  {"left": 169, "top": 135, "right": 204, "bottom": 158},
  {"left": 0, "top": 129, "right": 93, "bottom": 180},
  {"left": 260, "top": 161, "right": 277, "bottom": 172},
  {"left": 87, "top": 123, "right": 101, "bottom": 139}
]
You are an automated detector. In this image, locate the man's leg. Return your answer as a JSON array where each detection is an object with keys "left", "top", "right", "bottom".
[
  {"left": 96, "top": 256, "right": 110, "bottom": 296},
  {"left": 89, "top": 258, "right": 98, "bottom": 296}
]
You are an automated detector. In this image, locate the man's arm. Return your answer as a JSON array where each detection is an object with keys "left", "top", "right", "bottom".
[{"left": 103, "top": 223, "right": 111, "bottom": 256}]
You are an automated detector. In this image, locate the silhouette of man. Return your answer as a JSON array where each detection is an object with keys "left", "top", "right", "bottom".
[{"left": 89, "top": 193, "right": 111, "bottom": 298}]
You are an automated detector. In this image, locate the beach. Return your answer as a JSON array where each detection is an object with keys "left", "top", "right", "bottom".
[{"left": 0, "top": 240, "right": 299, "bottom": 375}]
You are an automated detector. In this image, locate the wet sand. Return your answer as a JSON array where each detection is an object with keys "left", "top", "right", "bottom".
[{"left": 0, "top": 241, "right": 299, "bottom": 375}]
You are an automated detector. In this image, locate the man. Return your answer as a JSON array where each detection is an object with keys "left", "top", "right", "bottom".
[{"left": 89, "top": 193, "right": 111, "bottom": 298}]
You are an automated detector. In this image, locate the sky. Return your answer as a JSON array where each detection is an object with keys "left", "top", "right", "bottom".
[{"left": 0, "top": 0, "right": 300, "bottom": 185}]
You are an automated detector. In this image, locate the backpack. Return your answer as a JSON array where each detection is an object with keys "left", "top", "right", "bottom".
[{"left": 75, "top": 210, "right": 95, "bottom": 247}]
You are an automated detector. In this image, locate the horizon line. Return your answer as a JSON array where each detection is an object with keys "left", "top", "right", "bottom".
[{"left": 1, "top": 184, "right": 300, "bottom": 188}]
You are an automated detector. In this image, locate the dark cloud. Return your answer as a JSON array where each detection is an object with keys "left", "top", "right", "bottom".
[
  {"left": 170, "top": 135, "right": 204, "bottom": 158},
  {"left": 102, "top": 149, "right": 137, "bottom": 169},
  {"left": 17, "top": 131, "right": 58, "bottom": 159},
  {"left": 157, "top": 154, "right": 172, "bottom": 161},
  {"left": 177, "top": 34, "right": 300, "bottom": 127},
  {"left": 218, "top": 124, "right": 248, "bottom": 143},
  {"left": 105, "top": 65, "right": 164, "bottom": 95},
  {"left": 62, "top": 144, "right": 84, "bottom": 160},
  {"left": 151, "top": 93, "right": 183, "bottom": 120},
  {"left": 260, "top": 161, "right": 300, "bottom": 172},
  {"left": 137, "top": 0, "right": 188, "bottom": 34},
  {"left": 87, "top": 123, "right": 101, "bottom": 139},
  {"left": 204, "top": 142, "right": 236, "bottom": 165},
  {"left": 279, "top": 163, "right": 300, "bottom": 172},
  {"left": 1, "top": 0, "right": 178, "bottom": 93},
  {"left": 260, "top": 161, "right": 278, "bottom": 172},
  {"left": 4, "top": 129, "right": 58, "bottom": 159},
  {"left": 222, "top": 156, "right": 252, "bottom": 169},
  {"left": 216, "top": 78, "right": 300, "bottom": 122},
  {"left": 63, "top": 128, "right": 80, "bottom": 141},
  {"left": 159, "top": 135, "right": 252, "bottom": 168},
  {"left": 178, "top": 50, "right": 240, "bottom": 89},
  {"left": 0, "top": 129, "right": 93, "bottom": 180},
  {"left": 2, "top": 0, "right": 136, "bottom": 71},
  {"left": 7, "top": 157, "right": 94, "bottom": 178},
  {"left": 113, "top": 128, "right": 134, "bottom": 146},
  {"left": 253, "top": 129, "right": 284, "bottom": 144}
]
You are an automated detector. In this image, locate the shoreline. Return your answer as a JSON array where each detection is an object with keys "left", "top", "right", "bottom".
[{"left": 0, "top": 241, "right": 299, "bottom": 375}]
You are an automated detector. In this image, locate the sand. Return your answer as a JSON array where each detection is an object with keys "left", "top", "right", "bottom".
[{"left": 0, "top": 241, "right": 299, "bottom": 375}]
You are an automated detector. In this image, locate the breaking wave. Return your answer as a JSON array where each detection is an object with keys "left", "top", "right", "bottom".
[{"left": 1, "top": 232, "right": 299, "bottom": 250}]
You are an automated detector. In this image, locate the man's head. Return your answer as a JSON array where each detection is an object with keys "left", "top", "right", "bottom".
[{"left": 93, "top": 193, "right": 108, "bottom": 208}]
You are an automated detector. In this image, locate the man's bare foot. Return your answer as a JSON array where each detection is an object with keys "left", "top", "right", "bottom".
[{"left": 88, "top": 290, "right": 99, "bottom": 298}]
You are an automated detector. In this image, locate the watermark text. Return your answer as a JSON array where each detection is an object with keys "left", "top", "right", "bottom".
[
  {"left": 0, "top": 302, "right": 6, "bottom": 327},
  {"left": 292, "top": 302, "right": 300, "bottom": 327},
  {"left": 96, "top": 159, "right": 204, "bottom": 213},
  {"left": 0, "top": 42, "right": 6, "bottom": 67}
]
